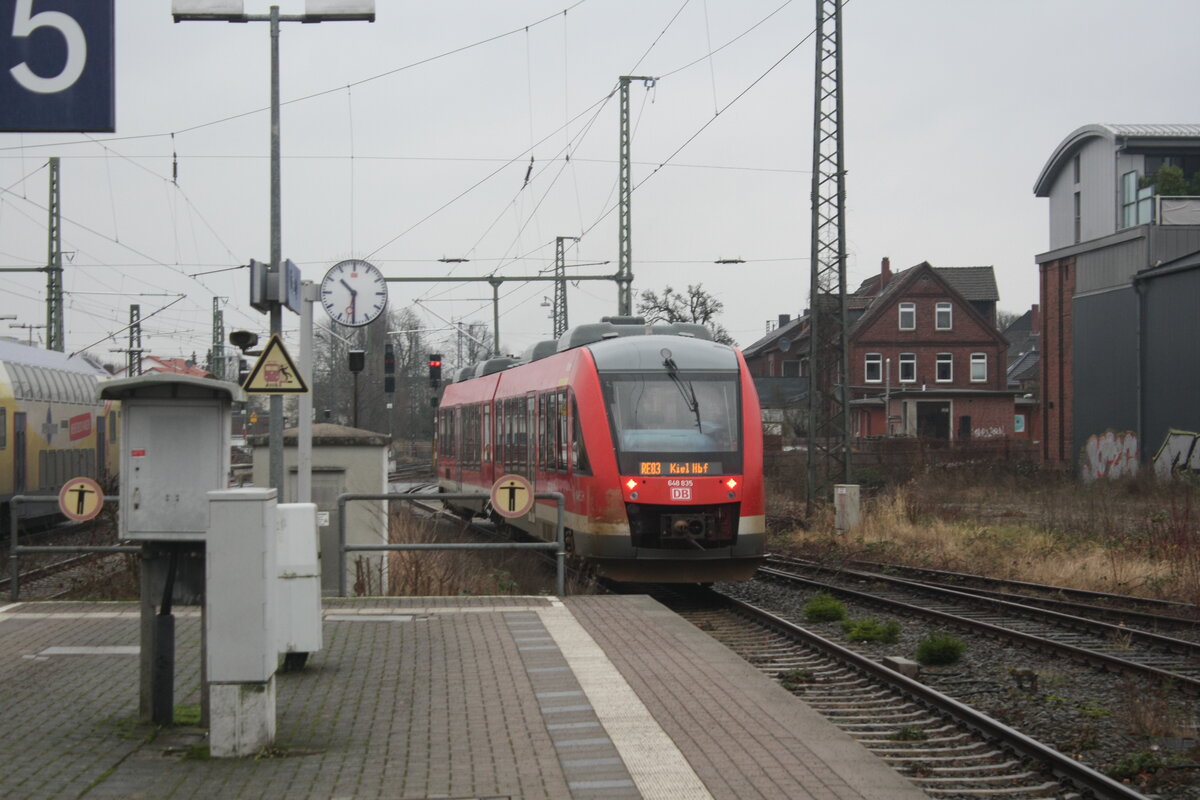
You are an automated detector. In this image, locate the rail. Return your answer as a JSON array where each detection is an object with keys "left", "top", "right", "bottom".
[
  {"left": 337, "top": 491, "right": 567, "bottom": 597},
  {"left": 8, "top": 494, "right": 138, "bottom": 602}
]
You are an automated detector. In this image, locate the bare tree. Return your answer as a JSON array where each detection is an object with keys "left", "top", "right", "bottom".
[
  {"left": 996, "top": 309, "right": 1023, "bottom": 333},
  {"left": 637, "top": 283, "right": 736, "bottom": 346}
]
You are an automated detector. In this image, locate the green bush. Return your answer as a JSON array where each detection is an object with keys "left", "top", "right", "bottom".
[
  {"left": 1107, "top": 751, "right": 1165, "bottom": 780},
  {"left": 803, "top": 592, "right": 847, "bottom": 622},
  {"left": 841, "top": 617, "right": 901, "bottom": 644},
  {"left": 915, "top": 632, "right": 966, "bottom": 665}
]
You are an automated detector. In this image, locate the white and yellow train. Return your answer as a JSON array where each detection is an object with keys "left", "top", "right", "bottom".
[{"left": 0, "top": 339, "right": 120, "bottom": 527}]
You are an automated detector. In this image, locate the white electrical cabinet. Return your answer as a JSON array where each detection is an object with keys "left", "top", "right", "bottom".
[
  {"left": 98, "top": 374, "right": 244, "bottom": 541},
  {"left": 275, "top": 502, "right": 322, "bottom": 661},
  {"left": 207, "top": 488, "right": 277, "bottom": 683}
]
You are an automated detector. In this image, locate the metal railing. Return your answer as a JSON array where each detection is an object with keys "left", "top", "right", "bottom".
[
  {"left": 337, "top": 491, "right": 567, "bottom": 597},
  {"left": 8, "top": 494, "right": 138, "bottom": 601}
]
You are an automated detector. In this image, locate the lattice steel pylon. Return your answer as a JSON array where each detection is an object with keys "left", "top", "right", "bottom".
[
  {"left": 553, "top": 236, "right": 577, "bottom": 338},
  {"left": 617, "top": 76, "right": 654, "bottom": 317},
  {"left": 45, "top": 157, "right": 64, "bottom": 352},
  {"left": 128, "top": 305, "right": 143, "bottom": 377},
  {"left": 211, "top": 297, "right": 226, "bottom": 381},
  {"left": 806, "top": 0, "right": 852, "bottom": 505}
]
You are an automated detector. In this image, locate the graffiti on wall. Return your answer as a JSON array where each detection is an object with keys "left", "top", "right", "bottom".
[
  {"left": 972, "top": 426, "right": 1004, "bottom": 439},
  {"left": 1081, "top": 430, "right": 1139, "bottom": 482},
  {"left": 1153, "top": 429, "right": 1200, "bottom": 479}
]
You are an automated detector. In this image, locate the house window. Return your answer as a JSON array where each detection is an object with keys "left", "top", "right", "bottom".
[
  {"left": 898, "top": 353, "right": 916, "bottom": 383},
  {"left": 1073, "top": 191, "right": 1081, "bottom": 243},
  {"left": 935, "top": 302, "right": 952, "bottom": 330},
  {"left": 970, "top": 353, "right": 987, "bottom": 382},
  {"left": 864, "top": 353, "right": 882, "bottom": 383},
  {"left": 1122, "top": 171, "right": 1138, "bottom": 229},
  {"left": 898, "top": 302, "right": 915, "bottom": 331},
  {"left": 1073, "top": 153, "right": 1080, "bottom": 184},
  {"left": 782, "top": 360, "right": 800, "bottom": 378},
  {"left": 936, "top": 353, "right": 953, "bottom": 382},
  {"left": 1122, "top": 170, "right": 1154, "bottom": 228}
]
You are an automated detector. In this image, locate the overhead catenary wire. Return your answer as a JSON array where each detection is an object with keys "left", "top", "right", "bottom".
[{"left": 3, "top": 1, "right": 813, "bottom": 354}]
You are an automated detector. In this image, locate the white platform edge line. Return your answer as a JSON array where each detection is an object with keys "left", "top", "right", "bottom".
[{"left": 538, "top": 605, "right": 715, "bottom": 800}]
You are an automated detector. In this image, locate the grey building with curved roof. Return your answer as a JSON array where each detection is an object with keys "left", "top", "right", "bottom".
[{"left": 1035, "top": 124, "right": 1200, "bottom": 477}]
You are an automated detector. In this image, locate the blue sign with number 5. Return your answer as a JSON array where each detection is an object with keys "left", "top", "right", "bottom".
[{"left": 0, "top": 0, "right": 113, "bottom": 132}]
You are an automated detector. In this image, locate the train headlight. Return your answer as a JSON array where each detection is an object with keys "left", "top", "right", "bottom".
[
  {"left": 626, "top": 479, "right": 637, "bottom": 491},
  {"left": 725, "top": 478, "right": 738, "bottom": 489}
]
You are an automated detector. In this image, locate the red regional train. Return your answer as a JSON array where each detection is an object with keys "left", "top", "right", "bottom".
[{"left": 435, "top": 317, "right": 765, "bottom": 583}]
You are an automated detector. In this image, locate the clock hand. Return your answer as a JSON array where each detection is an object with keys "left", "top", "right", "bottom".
[{"left": 340, "top": 278, "right": 356, "bottom": 295}]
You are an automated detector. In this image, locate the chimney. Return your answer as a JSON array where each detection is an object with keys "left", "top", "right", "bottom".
[
  {"left": 879, "top": 256, "right": 892, "bottom": 290},
  {"left": 1030, "top": 304, "right": 1040, "bottom": 335},
  {"left": 778, "top": 314, "right": 791, "bottom": 329}
]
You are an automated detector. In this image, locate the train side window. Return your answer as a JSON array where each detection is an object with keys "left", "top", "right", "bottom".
[
  {"left": 483, "top": 403, "right": 491, "bottom": 463},
  {"left": 569, "top": 393, "right": 589, "bottom": 474},
  {"left": 556, "top": 388, "right": 569, "bottom": 472}
]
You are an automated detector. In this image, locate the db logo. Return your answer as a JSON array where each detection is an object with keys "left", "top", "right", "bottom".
[{"left": 670, "top": 487, "right": 692, "bottom": 501}]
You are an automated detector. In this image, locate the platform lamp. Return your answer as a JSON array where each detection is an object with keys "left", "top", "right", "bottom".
[{"left": 172, "top": 0, "right": 375, "bottom": 493}]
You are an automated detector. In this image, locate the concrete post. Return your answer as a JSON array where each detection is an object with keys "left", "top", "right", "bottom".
[{"left": 834, "top": 484, "right": 860, "bottom": 533}]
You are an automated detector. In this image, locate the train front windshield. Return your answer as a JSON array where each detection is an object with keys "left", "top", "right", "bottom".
[{"left": 601, "top": 372, "right": 742, "bottom": 475}]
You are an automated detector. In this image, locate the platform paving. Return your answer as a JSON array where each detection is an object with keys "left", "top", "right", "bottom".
[{"left": 0, "top": 595, "right": 927, "bottom": 800}]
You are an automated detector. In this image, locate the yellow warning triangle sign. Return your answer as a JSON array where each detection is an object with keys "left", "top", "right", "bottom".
[{"left": 243, "top": 333, "right": 309, "bottom": 394}]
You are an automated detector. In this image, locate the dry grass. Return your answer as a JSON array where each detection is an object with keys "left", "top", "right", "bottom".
[
  {"left": 381, "top": 508, "right": 558, "bottom": 597},
  {"left": 770, "top": 467, "right": 1200, "bottom": 607}
]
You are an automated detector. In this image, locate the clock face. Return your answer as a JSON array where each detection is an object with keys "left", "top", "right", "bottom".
[{"left": 320, "top": 259, "right": 388, "bottom": 327}]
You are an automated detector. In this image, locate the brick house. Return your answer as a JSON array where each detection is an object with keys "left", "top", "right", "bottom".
[
  {"left": 1003, "top": 306, "right": 1041, "bottom": 443},
  {"left": 743, "top": 259, "right": 1016, "bottom": 442}
]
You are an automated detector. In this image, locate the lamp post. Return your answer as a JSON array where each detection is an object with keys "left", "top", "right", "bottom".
[{"left": 173, "top": 1, "right": 374, "bottom": 493}]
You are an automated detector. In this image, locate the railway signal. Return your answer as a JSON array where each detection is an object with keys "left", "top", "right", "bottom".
[
  {"left": 429, "top": 354, "right": 442, "bottom": 388},
  {"left": 384, "top": 343, "right": 395, "bottom": 394}
]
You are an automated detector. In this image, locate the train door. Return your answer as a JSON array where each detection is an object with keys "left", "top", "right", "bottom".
[
  {"left": 530, "top": 391, "right": 540, "bottom": 491},
  {"left": 12, "top": 412, "right": 25, "bottom": 493},
  {"left": 454, "top": 408, "right": 463, "bottom": 487}
]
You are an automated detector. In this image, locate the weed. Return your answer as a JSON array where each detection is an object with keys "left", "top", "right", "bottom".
[
  {"left": 803, "top": 592, "right": 847, "bottom": 622},
  {"left": 840, "top": 616, "right": 901, "bottom": 644},
  {"left": 1078, "top": 701, "right": 1111, "bottom": 719},
  {"left": 889, "top": 725, "right": 928, "bottom": 741},
  {"left": 915, "top": 632, "right": 966, "bottom": 666},
  {"left": 490, "top": 569, "right": 520, "bottom": 594},
  {"left": 778, "top": 668, "right": 815, "bottom": 690},
  {"left": 184, "top": 745, "right": 210, "bottom": 761},
  {"left": 1115, "top": 677, "right": 1194, "bottom": 737},
  {"left": 173, "top": 705, "right": 201, "bottom": 726}
]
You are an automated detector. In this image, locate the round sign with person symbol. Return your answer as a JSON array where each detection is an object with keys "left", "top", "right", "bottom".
[
  {"left": 58, "top": 477, "right": 105, "bottom": 522},
  {"left": 490, "top": 474, "right": 534, "bottom": 518}
]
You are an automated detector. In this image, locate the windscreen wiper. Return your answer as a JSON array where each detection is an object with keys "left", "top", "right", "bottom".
[{"left": 662, "top": 348, "right": 702, "bottom": 431}]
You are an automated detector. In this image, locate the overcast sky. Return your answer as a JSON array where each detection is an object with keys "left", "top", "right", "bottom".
[{"left": 1, "top": 0, "right": 1194, "bottom": 366}]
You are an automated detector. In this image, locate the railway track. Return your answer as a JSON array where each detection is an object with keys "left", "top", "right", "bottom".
[
  {"left": 760, "top": 555, "right": 1200, "bottom": 692},
  {"left": 841, "top": 559, "right": 1199, "bottom": 630},
  {"left": 667, "top": 587, "right": 1147, "bottom": 800}
]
